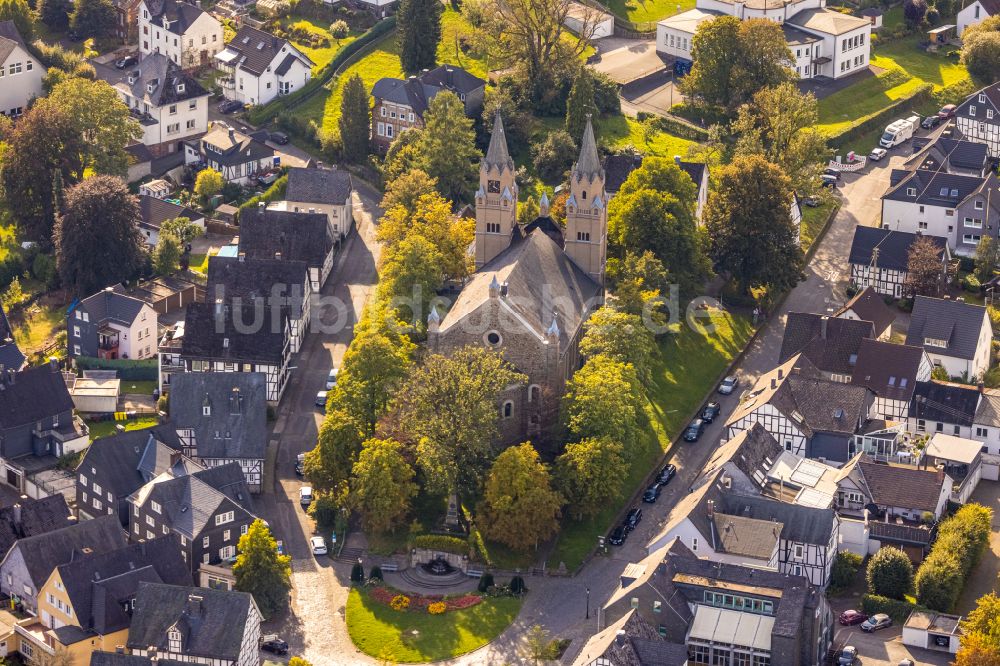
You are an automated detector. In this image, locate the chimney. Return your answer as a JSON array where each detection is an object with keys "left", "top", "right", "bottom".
[
  {"left": 707, "top": 499, "right": 714, "bottom": 518},
  {"left": 820, "top": 315, "right": 829, "bottom": 339},
  {"left": 49, "top": 357, "right": 59, "bottom": 372},
  {"left": 228, "top": 128, "right": 235, "bottom": 141},
  {"left": 614, "top": 630, "right": 627, "bottom": 647},
  {"left": 771, "top": 377, "right": 777, "bottom": 389},
  {"left": 978, "top": 382, "right": 985, "bottom": 393},
  {"left": 169, "top": 450, "right": 182, "bottom": 466},
  {"left": 185, "top": 593, "right": 203, "bottom": 617}
]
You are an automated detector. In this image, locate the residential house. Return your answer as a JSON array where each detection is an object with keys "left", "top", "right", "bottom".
[
  {"left": 850, "top": 339, "right": 932, "bottom": 420},
  {"left": 237, "top": 208, "right": 336, "bottom": 291},
  {"left": 91, "top": 652, "right": 188, "bottom": 666},
  {"left": 601, "top": 539, "right": 833, "bottom": 666},
  {"left": 908, "top": 135, "right": 992, "bottom": 177},
  {"left": 835, "top": 287, "right": 895, "bottom": 340},
  {"left": 0, "top": 21, "right": 43, "bottom": 118},
  {"left": 206, "top": 255, "right": 311, "bottom": 354},
  {"left": 191, "top": 125, "right": 275, "bottom": 185},
  {"left": 138, "top": 196, "right": 205, "bottom": 246},
  {"left": 0, "top": 495, "right": 72, "bottom": 562},
  {"left": 68, "top": 288, "right": 158, "bottom": 361},
  {"left": 371, "top": 65, "right": 486, "bottom": 151},
  {"left": 958, "top": 0, "right": 999, "bottom": 34},
  {"left": 0, "top": 361, "right": 89, "bottom": 494},
  {"left": 835, "top": 454, "right": 951, "bottom": 522},
  {"left": 657, "top": 0, "right": 872, "bottom": 80},
  {"left": 95, "top": 54, "right": 210, "bottom": 158},
  {"left": 0, "top": 515, "right": 127, "bottom": 616},
  {"left": 603, "top": 153, "right": 710, "bottom": 222},
  {"left": 956, "top": 83, "right": 1000, "bottom": 157},
  {"left": 124, "top": 583, "right": 261, "bottom": 666},
  {"left": 352, "top": 0, "right": 396, "bottom": 17},
  {"left": 215, "top": 26, "right": 313, "bottom": 106},
  {"left": 904, "top": 295, "right": 992, "bottom": 379},
  {"left": 168, "top": 373, "right": 267, "bottom": 493},
  {"left": 113, "top": 276, "right": 203, "bottom": 317},
  {"left": 924, "top": 433, "right": 983, "bottom": 504},
  {"left": 972, "top": 387, "right": 1000, "bottom": 457},
  {"left": 127, "top": 462, "right": 256, "bottom": 572},
  {"left": 0, "top": 303, "right": 25, "bottom": 370},
  {"left": 111, "top": 0, "right": 142, "bottom": 43},
  {"left": 725, "top": 354, "right": 874, "bottom": 463},
  {"left": 778, "top": 313, "right": 875, "bottom": 382},
  {"left": 138, "top": 0, "right": 223, "bottom": 69},
  {"left": 279, "top": 166, "right": 355, "bottom": 237},
  {"left": 848, "top": 227, "right": 950, "bottom": 298},
  {"left": 29, "top": 537, "right": 190, "bottom": 664},
  {"left": 571, "top": 610, "right": 689, "bottom": 666},
  {"left": 178, "top": 301, "right": 291, "bottom": 403},
  {"left": 908, "top": 379, "right": 981, "bottom": 438}
]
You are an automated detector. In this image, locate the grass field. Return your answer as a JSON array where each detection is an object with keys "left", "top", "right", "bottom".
[
  {"left": 87, "top": 416, "right": 160, "bottom": 441},
  {"left": 871, "top": 36, "right": 969, "bottom": 91},
  {"left": 605, "top": 0, "right": 696, "bottom": 25},
  {"left": 551, "top": 309, "right": 754, "bottom": 571},
  {"left": 12, "top": 300, "right": 65, "bottom": 355},
  {"left": 120, "top": 380, "right": 158, "bottom": 396},
  {"left": 346, "top": 588, "right": 521, "bottom": 662},
  {"left": 280, "top": 15, "right": 361, "bottom": 74},
  {"left": 800, "top": 200, "right": 837, "bottom": 252}
]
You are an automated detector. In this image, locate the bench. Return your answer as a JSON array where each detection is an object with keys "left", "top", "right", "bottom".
[
  {"left": 378, "top": 562, "right": 399, "bottom": 572},
  {"left": 466, "top": 568, "right": 484, "bottom": 578}
]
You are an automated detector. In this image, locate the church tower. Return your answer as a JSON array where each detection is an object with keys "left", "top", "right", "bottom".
[
  {"left": 564, "top": 115, "right": 607, "bottom": 286},
  {"left": 475, "top": 111, "right": 518, "bottom": 269}
]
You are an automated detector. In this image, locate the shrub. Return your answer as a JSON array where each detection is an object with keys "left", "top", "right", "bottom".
[
  {"left": 427, "top": 601, "right": 446, "bottom": 614},
  {"left": 156, "top": 394, "right": 169, "bottom": 414},
  {"left": 390, "top": 594, "right": 410, "bottom": 611},
  {"left": 915, "top": 551, "right": 964, "bottom": 610},
  {"left": 477, "top": 572, "right": 495, "bottom": 593},
  {"left": 369, "top": 565, "right": 383, "bottom": 582},
  {"left": 531, "top": 130, "right": 577, "bottom": 183},
  {"left": 866, "top": 547, "right": 914, "bottom": 599},
  {"left": 926, "top": 6, "right": 940, "bottom": 24},
  {"left": 861, "top": 593, "right": 926, "bottom": 623},
  {"left": 831, "top": 551, "right": 863, "bottom": 590},
  {"left": 510, "top": 576, "right": 526, "bottom": 595},
  {"left": 963, "top": 274, "right": 982, "bottom": 293},
  {"left": 350, "top": 562, "right": 365, "bottom": 583},
  {"left": 329, "top": 19, "right": 349, "bottom": 38},
  {"left": 914, "top": 503, "right": 993, "bottom": 611},
  {"left": 412, "top": 534, "right": 470, "bottom": 556}
]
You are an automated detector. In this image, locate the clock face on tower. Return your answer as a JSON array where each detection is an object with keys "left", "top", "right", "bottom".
[{"left": 487, "top": 179, "right": 501, "bottom": 194}]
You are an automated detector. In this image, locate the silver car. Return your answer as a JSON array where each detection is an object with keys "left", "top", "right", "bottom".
[{"left": 718, "top": 375, "right": 739, "bottom": 395}]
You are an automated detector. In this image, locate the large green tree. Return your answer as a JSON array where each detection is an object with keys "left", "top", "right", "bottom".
[
  {"left": 563, "top": 354, "right": 643, "bottom": 447},
  {"left": 964, "top": 592, "right": 1000, "bottom": 642},
  {"left": 386, "top": 347, "right": 525, "bottom": 498},
  {"left": 377, "top": 191, "right": 474, "bottom": 281},
  {"left": 339, "top": 73, "right": 371, "bottom": 163},
  {"left": 54, "top": 176, "right": 146, "bottom": 295},
  {"left": 565, "top": 67, "right": 597, "bottom": 142},
  {"left": 152, "top": 233, "right": 181, "bottom": 276},
  {"left": 579, "top": 307, "right": 656, "bottom": 382},
  {"left": 414, "top": 92, "right": 480, "bottom": 203},
  {"left": 380, "top": 168, "right": 438, "bottom": 214},
  {"left": 305, "top": 407, "right": 363, "bottom": 492},
  {"left": 962, "top": 16, "right": 1000, "bottom": 83},
  {"left": 377, "top": 234, "right": 445, "bottom": 325},
  {"left": 0, "top": 0, "right": 33, "bottom": 40},
  {"left": 865, "top": 546, "right": 914, "bottom": 599},
  {"left": 478, "top": 443, "right": 562, "bottom": 552},
  {"left": 555, "top": 437, "right": 626, "bottom": 520},
  {"left": 234, "top": 520, "right": 292, "bottom": 619},
  {"left": 704, "top": 155, "right": 802, "bottom": 294},
  {"left": 351, "top": 438, "right": 418, "bottom": 534},
  {"left": 397, "top": 0, "right": 442, "bottom": 73},
  {"left": 606, "top": 251, "right": 670, "bottom": 322},
  {"left": 69, "top": 0, "right": 117, "bottom": 40}
]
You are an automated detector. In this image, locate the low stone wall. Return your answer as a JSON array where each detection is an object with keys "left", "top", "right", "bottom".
[{"left": 410, "top": 548, "right": 468, "bottom": 573}]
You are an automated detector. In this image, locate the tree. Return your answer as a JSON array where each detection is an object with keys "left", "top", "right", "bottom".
[
  {"left": 194, "top": 168, "right": 224, "bottom": 204},
  {"left": 904, "top": 235, "right": 945, "bottom": 297},
  {"left": 525, "top": 624, "right": 560, "bottom": 664},
  {"left": 382, "top": 128, "right": 424, "bottom": 185},
  {"left": 976, "top": 236, "right": 998, "bottom": 281},
  {"left": 915, "top": 551, "right": 964, "bottom": 610},
  {"left": 397, "top": 0, "right": 442, "bottom": 73},
  {"left": 563, "top": 355, "right": 643, "bottom": 447},
  {"left": 482, "top": 85, "right": 532, "bottom": 155},
  {"left": 329, "top": 19, "right": 349, "bottom": 39},
  {"left": 579, "top": 307, "right": 656, "bottom": 381},
  {"left": 38, "top": 0, "right": 71, "bottom": 30},
  {"left": 962, "top": 17, "right": 1000, "bottom": 83},
  {"left": 733, "top": 19, "right": 795, "bottom": 104},
  {"left": 555, "top": 437, "right": 626, "bottom": 520},
  {"left": 377, "top": 234, "right": 445, "bottom": 324},
  {"left": 160, "top": 216, "right": 202, "bottom": 245},
  {"left": 380, "top": 168, "right": 437, "bottom": 214},
  {"left": 386, "top": 347, "right": 525, "bottom": 498},
  {"left": 955, "top": 633, "right": 1000, "bottom": 666},
  {"left": 55, "top": 176, "right": 146, "bottom": 295},
  {"left": 704, "top": 155, "right": 803, "bottom": 294},
  {"left": 339, "top": 73, "right": 371, "bottom": 163},
  {"left": 904, "top": 0, "right": 928, "bottom": 26},
  {"left": 152, "top": 233, "right": 181, "bottom": 276},
  {"left": 233, "top": 519, "right": 292, "bottom": 619},
  {"left": 935, "top": 0, "right": 955, "bottom": 18},
  {"left": 732, "top": 83, "right": 829, "bottom": 191},
  {"left": 865, "top": 546, "right": 914, "bottom": 599},
  {"left": 377, "top": 191, "right": 474, "bottom": 281},
  {"left": 414, "top": 92, "right": 480, "bottom": 203},
  {"left": 607, "top": 251, "right": 670, "bottom": 321},
  {"left": 830, "top": 551, "right": 863, "bottom": 590},
  {"left": 351, "top": 438, "right": 417, "bottom": 534},
  {"left": 478, "top": 443, "right": 562, "bottom": 552},
  {"left": 69, "top": 0, "right": 116, "bottom": 40},
  {"left": 964, "top": 592, "right": 1000, "bottom": 641},
  {"left": 531, "top": 129, "right": 577, "bottom": 183},
  {"left": 0, "top": 0, "right": 33, "bottom": 40},
  {"left": 305, "top": 408, "right": 364, "bottom": 491},
  {"left": 565, "top": 68, "right": 597, "bottom": 142}
]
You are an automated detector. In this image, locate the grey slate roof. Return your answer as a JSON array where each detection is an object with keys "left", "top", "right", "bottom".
[
  {"left": 571, "top": 610, "right": 687, "bottom": 666},
  {"left": 779, "top": 312, "right": 874, "bottom": 374},
  {"left": 200, "top": 125, "right": 274, "bottom": 166},
  {"left": 0, "top": 304, "right": 25, "bottom": 370},
  {"left": 909, "top": 380, "right": 981, "bottom": 425},
  {"left": 955, "top": 81, "right": 1000, "bottom": 119},
  {"left": 0, "top": 21, "right": 29, "bottom": 65},
  {"left": 180, "top": 301, "right": 287, "bottom": 364},
  {"left": 96, "top": 53, "right": 207, "bottom": 107},
  {"left": 856, "top": 457, "right": 946, "bottom": 513},
  {"left": 77, "top": 427, "right": 189, "bottom": 501},
  {"left": 905, "top": 295, "right": 990, "bottom": 361},
  {"left": 912, "top": 136, "right": 990, "bottom": 174},
  {"left": 192, "top": 463, "right": 253, "bottom": 509},
  {"left": 284, "top": 166, "right": 353, "bottom": 205},
  {"left": 224, "top": 25, "right": 312, "bottom": 76},
  {"left": 602, "top": 153, "right": 706, "bottom": 195},
  {"left": 371, "top": 64, "right": 484, "bottom": 120},
  {"left": 711, "top": 512, "right": 781, "bottom": 559},
  {"left": 0, "top": 495, "right": 73, "bottom": 561},
  {"left": 0, "top": 362, "right": 74, "bottom": 431},
  {"left": 974, "top": 388, "right": 1000, "bottom": 426},
  {"left": 206, "top": 255, "right": 309, "bottom": 318},
  {"left": 483, "top": 111, "right": 514, "bottom": 173},
  {"left": 884, "top": 167, "right": 997, "bottom": 208},
  {"left": 90, "top": 653, "right": 188, "bottom": 666},
  {"left": 419, "top": 64, "right": 486, "bottom": 95},
  {"left": 78, "top": 288, "right": 148, "bottom": 328},
  {"left": 127, "top": 583, "right": 256, "bottom": 660},
  {"left": 145, "top": 0, "right": 209, "bottom": 34},
  {"left": 169, "top": 373, "right": 267, "bottom": 461},
  {"left": 850, "top": 339, "right": 926, "bottom": 403},
  {"left": 5, "top": 515, "right": 128, "bottom": 590},
  {"left": 139, "top": 196, "right": 202, "bottom": 233},
  {"left": 715, "top": 492, "right": 835, "bottom": 545},
  {"left": 574, "top": 116, "right": 604, "bottom": 181},
  {"left": 836, "top": 287, "right": 895, "bottom": 334},
  {"left": 237, "top": 208, "right": 333, "bottom": 270}
]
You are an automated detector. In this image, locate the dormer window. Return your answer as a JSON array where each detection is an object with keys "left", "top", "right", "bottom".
[
  {"left": 176, "top": 83, "right": 185, "bottom": 94},
  {"left": 925, "top": 337, "right": 947, "bottom": 348}
]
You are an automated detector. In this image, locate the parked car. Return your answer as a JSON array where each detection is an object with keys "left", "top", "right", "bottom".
[
  {"left": 261, "top": 635, "right": 289, "bottom": 655},
  {"left": 838, "top": 609, "right": 868, "bottom": 625},
  {"left": 701, "top": 402, "right": 721, "bottom": 423},
  {"left": 642, "top": 483, "right": 662, "bottom": 503},
  {"left": 624, "top": 507, "right": 643, "bottom": 531},
  {"left": 823, "top": 167, "right": 842, "bottom": 180},
  {"left": 217, "top": 99, "right": 244, "bottom": 114},
  {"left": 683, "top": 418, "right": 705, "bottom": 442},
  {"left": 300, "top": 486, "right": 314, "bottom": 507},
  {"left": 718, "top": 375, "right": 739, "bottom": 395},
  {"left": 802, "top": 195, "right": 820, "bottom": 207},
  {"left": 114, "top": 55, "right": 138, "bottom": 69},
  {"left": 310, "top": 535, "right": 327, "bottom": 556},
  {"left": 315, "top": 391, "right": 328, "bottom": 410},
  {"left": 608, "top": 525, "right": 627, "bottom": 546},
  {"left": 861, "top": 613, "right": 892, "bottom": 632},
  {"left": 920, "top": 114, "right": 942, "bottom": 129},
  {"left": 657, "top": 464, "right": 677, "bottom": 484},
  {"left": 269, "top": 131, "right": 290, "bottom": 145},
  {"left": 838, "top": 646, "right": 858, "bottom": 666},
  {"left": 326, "top": 367, "right": 339, "bottom": 390},
  {"left": 868, "top": 147, "right": 888, "bottom": 161},
  {"left": 937, "top": 104, "right": 957, "bottom": 119}
]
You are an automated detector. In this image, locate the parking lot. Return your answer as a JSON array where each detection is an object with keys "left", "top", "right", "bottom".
[{"left": 829, "top": 601, "right": 955, "bottom": 666}]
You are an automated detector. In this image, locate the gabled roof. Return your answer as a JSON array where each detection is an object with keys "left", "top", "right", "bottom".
[
  {"left": 284, "top": 167, "right": 353, "bottom": 205},
  {"left": 200, "top": 125, "right": 274, "bottom": 166},
  {"left": 850, "top": 339, "right": 926, "bottom": 402},
  {"left": 955, "top": 81, "right": 1000, "bottom": 118},
  {"left": 699, "top": 424, "right": 782, "bottom": 491},
  {"left": 835, "top": 287, "right": 895, "bottom": 334},
  {"left": 909, "top": 380, "right": 981, "bottom": 425},
  {"left": 0, "top": 362, "right": 75, "bottom": 431},
  {"left": 778, "top": 312, "right": 874, "bottom": 374},
  {"left": 905, "top": 295, "right": 990, "bottom": 361},
  {"left": 884, "top": 168, "right": 998, "bottom": 209},
  {"left": 0, "top": 304, "right": 25, "bottom": 370},
  {"left": 787, "top": 7, "right": 872, "bottom": 34},
  {"left": 96, "top": 53, "right": 208, "bottom": 108},
  {"left": 221, "top": 25, "right": 311, "bottom": 76},
  {"left": 91, "top": 653, "right": 188, "bottom": 666},
  {"left": 139, "top": 196, "right": 202, "bottom": 233},
  {"left": 237, "top": 208, "right": 333, "bottom": 270},
  {"left": 127, "top": 583, "right": 257, "bottom": 661},
  {"left": 77, "top": 427, "right": 189, "bottom": 501},
  {"left": 144, "top": 0, "right": 211, "bottom": 34},
  {"left": 0, "top": 21, "right": 29, "bottom": 65},
  {"left": 974, "top": 387, "right": 1000, "bottom": 426},
  {"left": 180, "top": 301, "right": 287, "bottom": 364},
  {"left": 570, "top": 609, "right": 686, "bottom": 666},
  {"left": 169, "top": 373, "right": 267, "bottom": 461},
  {"left": 848, "top": 227, "right": 949, "bottom": 273},
  {"left": 855, "top": 457, "right": 946, "bottom": 513},
  {"left": 370, "top": 65, "right": 484, "bottom": 119},
  {"left": 0, "top": 495, "right": 73, "bottom": 561},
  {"left": 78, "top": 288, "right": 149, "bottom": 328},
  {"left": 711, "top": 512, "right": 781, "bottom": 559},
  {"left": 910, "top": 136, "right": 990, "bottom": 174},
  {"left": 419, "top": 64, "right": 486, "bottom": 95}
]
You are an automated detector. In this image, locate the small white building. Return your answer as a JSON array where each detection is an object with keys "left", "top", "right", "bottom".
[
  {"left": 280, "top": 166, "right": 355, "bottom": 237},
  {"left": 193, "top": 125, "right": 276, "bottom": 185},
  {"left": 67, "top": 374, "right": 121, "bottom": 413},
  {"left": 565, "top": 2, "right": 614, "bottom": 39},
  {"left": 904, "top": 296, "right": 993, "bottom": 380},
  {"left": 925, "top": 433, "right": 983, "bottom": 504},
  {"left": 139, "top": 179, "right": 173, "bottom": 199},
  {"left": 215, "top": 26, "right": 313, "bottom": 107},
  {"left": 957, "top": 0, "right": 998, "bottom": 35},
  {"left": 0, "top": 21, "right": 44, "bottom": 118},
  {"left": 902, "top": 611, "right": 963, "bottom": 654},
  {"left": 138, "top": 0, "right": 224, "bottom": 69}
]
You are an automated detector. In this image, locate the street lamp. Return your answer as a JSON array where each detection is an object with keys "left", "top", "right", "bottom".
[{"left": 586, "top": 587, "right": 591, "bottom": 619}]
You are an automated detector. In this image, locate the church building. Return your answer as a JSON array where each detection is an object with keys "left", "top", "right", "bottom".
[{"left": 428, "top": 112, "right": 607, "bottom": 446}]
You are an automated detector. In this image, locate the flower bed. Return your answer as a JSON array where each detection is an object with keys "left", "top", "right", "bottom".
[{"left": 368, "top": 585, "right": 483, "bottom": 614}]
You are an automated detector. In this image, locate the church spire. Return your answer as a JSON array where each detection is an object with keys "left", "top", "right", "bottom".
[
  {"left": 484, "top": 109, "right": 514, "bottom": 173},
  {"left": 574, "top": 114, "right": 603, "bottom": 181}
]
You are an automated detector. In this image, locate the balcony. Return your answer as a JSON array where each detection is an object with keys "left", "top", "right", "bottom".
[{"left": 219, "top": 77, "right": 236, "bottom": 90}]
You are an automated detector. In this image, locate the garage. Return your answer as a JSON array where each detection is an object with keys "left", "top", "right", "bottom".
[
  {"left": 565, "top": 2, "right": 614, "bottom": 39},
  {"left": 902, "top": 611, "right": 962, "bottom": 654},
  {"left": 981, "top": 452, "right": 999, "bottom": 481}
]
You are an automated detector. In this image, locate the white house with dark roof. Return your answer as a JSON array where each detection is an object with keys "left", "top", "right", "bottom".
[
  {"left": 0, "top": 21, "right": 43, "bottom": 118},
  {"left": 908, "top": 379, "right": 982, "bottom": 439},
  {"left": 955, "top": 82, "right": 1000, "bottom": 158},
  {"left": 139, "top": 195, "right": 205, "bottom": 246},
  {"left": 278, "top": 166, "right": 354, "bottom": 237},
  {"left": 848, "top": 227, "right": 950, "bottom": 298},
  {"left": 904, "top": 295, "right": 992, "bottom": 379},
  {"left": 835, "top": 453, "right": 952, "bottom": 522},
  {"left": 192, "top": 125, "right": 275, "bottom": 184},
  {"left": 835, "top": 286, "right": 895, "bottom": 339},
  {"left": 850, "top": 339, "right": 932, "bottom": 420},
  {"left": 215, "top": 25, "right": 313, "bottom": 106},
  {"left": 68, "top": 287, "right": 158, "bottom": 361},
  {"left": 138, "top": 0, "right": 223, "bottom": 69},
  {"left": 958, "top": 0, "right": 1000, "bottom": 34}
]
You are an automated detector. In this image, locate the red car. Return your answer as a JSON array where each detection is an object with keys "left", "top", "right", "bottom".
[{"left": 839, "top": 610, "right": 868, "bottom": 626}]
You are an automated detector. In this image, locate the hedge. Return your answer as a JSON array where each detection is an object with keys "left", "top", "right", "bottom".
[
  {"left": 411, "top": 534, "right": 470, "bottom": 556},
  {"left": 861, "top": 593, "right": 927, "bottom": 623},
  {"left": 238, "top": 173, "right": 288, "bottom": 217},
  {"left": 74, "top": 356, "right": 158, "bottom": 381},
  {"left": 246, "top": 16, "right": 397, "bottom": 126},
  {"left": 914, "top": 503, "right": 993, "bottom": 611},
  {"left": 828, "top": 81, "right": 933, "bottom": 148},
  {"left": 636, "top": 111, "right": 710, "bottom": 143}
]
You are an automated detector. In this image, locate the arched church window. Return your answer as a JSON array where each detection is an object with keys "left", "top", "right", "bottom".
[{"left": 502, "top": 401, "right": 513, "bottom": 418}]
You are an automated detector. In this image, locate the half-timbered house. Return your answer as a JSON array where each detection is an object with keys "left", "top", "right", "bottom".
[
  {"left": 955, "top": 82, "right": 1000, "bottom": 157},
  {"left": 850, "top": 339, "right": 932, "bottom": 420},
  {"left": 848, "top": 227, "right": 950, "bottom": 298}
]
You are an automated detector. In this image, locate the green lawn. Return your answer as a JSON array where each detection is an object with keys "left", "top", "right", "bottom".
[
  {"left": 346, "top": 588, "right": 522, "bottom": 663},
  {"left": 871, "top": 35, "right": 969, "bottom": 91},
  {"left": 550, "top": 309, "right": 754, "bottom": 571},
  {"left": 120, "top": 379, "right": 158, "bottom": 396},
  {"left": 881, "top": 6, "right": 904, "bottom": 28},
  {"left": 800, "top": 200, "right": 837, "bottom": 252},
  {"left": 12, "top": 301, "right": 66, "bottom": 356},
  {"left": 87, "top": 416, "right": 160, "bottom": 441},
  {"left": 281, "top": 16, "right": 361, "bottom": 74},
  {"left": 605, "top": 0, "right": 696, "bottom": 26}
]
